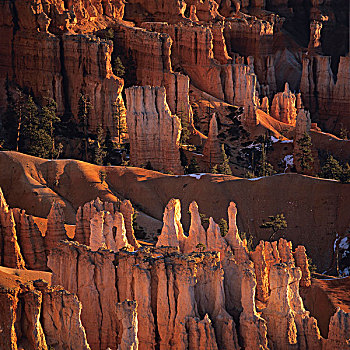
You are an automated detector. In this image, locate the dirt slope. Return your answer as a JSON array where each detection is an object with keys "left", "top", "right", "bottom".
[{"left": 0, "top": 151, "right": 349, "bottom": 271}]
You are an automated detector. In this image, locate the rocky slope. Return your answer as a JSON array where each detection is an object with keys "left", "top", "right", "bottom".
[{"left": 1, "top": 151, "right": 349, "bottom": 272}]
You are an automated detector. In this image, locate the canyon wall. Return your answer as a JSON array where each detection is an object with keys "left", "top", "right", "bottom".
[
  {"left": 300, "top": 55, "right": 350, "bottom": 132},
  {"left": 0, "top": 0, "right": 124, "bottom": 132}
]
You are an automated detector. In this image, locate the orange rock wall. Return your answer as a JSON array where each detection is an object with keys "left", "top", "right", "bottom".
[{"left": 0, "top": 0, "right": 124, "bottom": 133}]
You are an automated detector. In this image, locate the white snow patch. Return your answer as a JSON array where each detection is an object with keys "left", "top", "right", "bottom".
[
  {"left": 245, "top": 143, "right": 262, "bottom": 150},
  {"left": 340, "top": 267, "right": 350, "bottom": 276},
  {"left": 247, "top": 176, "right": 264, "bottom": 181},
  {"left": 176, "top": 173, "right": 208, "bottom": 180},
  {"left": 271, "top": 136, "right": 293, "bottom": 144},
  {"left": 339, "top": 237, "right": 349, "bottom": 250},
  {"left": 283, "top": 155, "right": 294, "bottom": 171}
]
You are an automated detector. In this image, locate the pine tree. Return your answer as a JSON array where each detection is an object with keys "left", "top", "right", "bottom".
[
  {"left": 260, "top": 214, "right": 287, "bottom": 241},
  {"left": 219, "top": 218, "right": 228, "bottom": 237},
  {"left": 112, "top": 98, "right": 127, "bottom": 146},
  {"left": 78, "top": 94, "right": 92, "bottom": 161},
  {"left": 113, "top": 56, "right": 125, "bottom": 77},
  {"left": 94, "top": 124, "right": 107, "bottom": 165},
  {"left": 12, "top": 88, "right": 27, "bottom": 152},
  {"left": 320, "top": 155, "right": 342, "bottom": 180},
  {"left": 296, "top": 132, "right": 314, "bottom": 172},
  {"left": 185, "top": 158, "right": 200, "bottom": 174},
  {"left": 320, "top": 155, "right": 350, "bottom": 183},
  {"left": 218, "top": 144, "right": 232, "bottom": 175},
  {"left": 40, "top": 98, "right": 61, "bottom": 158}
]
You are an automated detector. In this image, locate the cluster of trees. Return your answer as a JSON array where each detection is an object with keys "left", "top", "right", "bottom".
[
  {"left": 320, "top": 155, "right": 350, "bottom": 183},
  {"left": 78, "top": 93, "right": 128, "bottom": 166},
  {"left": 2, "top": 88, "right": 62, "bottom": 159},
  {"left": 244, "top": 134, "right": 276, "bottom": 178},
  {"left": 1, "top": 86, "right": 128, "bottom": 167}
]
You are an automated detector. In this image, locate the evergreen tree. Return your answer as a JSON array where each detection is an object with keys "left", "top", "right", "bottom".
[
  {"left": 112, "top": 98, "right": 127, "bottom": 146},
  {"left": 78, "top": 94, "right": 92, "bottom": 161},
  {"left": 6, "top": 90, "right": 60, "bottom": 158},
  {"left": 40, "top": 98, "right": 61, "bottom": 158},
  {"left": 219, "top": 218, "right": 228, "bottom": 237},
  {"left": 94, "top": 124, "right": 107, "bottom": 165},
  {"left": 260, "top": 214, "right": 287, "bottom": 241},
  {"left": 218, "top": 144, "right": 232, "bottom": 175},
  {"left": 185, "top": 157, "right": 200, "bottom": 174},
  {"left": 255, "top": 140, "right": 275, "bottom": 177},
  {"left": 339, "top": 128, "right": 349, "bottom": 140},
  {"left": 320, "top": 155, "right": 342, "bottom": 180},
  {"left": 179, "top": 116, "right": 191, "bottom": 146},
  {"left": 339, "top": 163, "right": 350, "bottom": 183},
  {"left": 320, "top": 155, "right": 350, "bottom": 183},
  {"left": 113, "top": 56, "right": 125, "bottom": 77},
  {"left": 247, "top": 134, "right": 275, "bottom": 177},
  {"left": 12, "top": 88, "right": 27, "bottom": 152},
  {"left": 296, "top": 132, "right": 314, "bottom": 172},
  {"left": 211, "top": 164, "right": 218, "bottom": 174},
  {"left": 104, "top": 128, "right": 116, "bottom": 165}
]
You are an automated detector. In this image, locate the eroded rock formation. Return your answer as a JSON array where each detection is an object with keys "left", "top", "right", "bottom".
[
  {"left": 76, "top": 197, "right": 139, "bottom": 250},
  {"left": 203, "top": 114, "right": 223, "bottom": 168},
  {"left": 12, "top": 208, "right": 47, "bottom": 271},
  {"left": 0, "top": 277, "right": 90, "bottom": 350},
  {"left": 300, "top": 55, "right": 350, "bottom": 132},
  {"left": 0, "top": 0, "right": 124, "bottom": 133},
  {"left": 126, "top": 86, "right": 183, "bottom": 174},
  {"left": 45, "top": 201, "right": 67, "bottom": 255},
  {"left": 0, "top": 188, "right": 25, "bottom": 269},
  {"left": 47, "top": 198, "right": 350, "bottom": 350},
  {"left": 270, "top": 82, "right": 297, "bottom": 125}
]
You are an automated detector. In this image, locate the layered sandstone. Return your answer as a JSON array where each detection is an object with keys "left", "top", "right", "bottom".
[
  {"left": 156, "top": 198, "right": 186, "bottom": 249},
  {"left": 113, "top": 23, "right": 193, "bottom": 124},
  {"left": 140, "top": 21, "right": 259, "bottom": 125},
  {"left": 89, "top": 210, "right": 133, "bottom": 252},
  {"left": 75, "top": 197, "right": 139, "bottom": 249},
  {"left": 123, "top": 0, "right": 186, "bottom": 24},
  {"left": 126, "top": 86, "right": 183, "bottom": 174},
  {"left": 75, "top": 197, "right": 115, "bottom": 245},
  {"left": 48, "top": 241, "right": 118, "bottom": 350},
  {"left": 116, "top": 300, "right": 139, "bottom": 350},
  {"left": 119, "top": 200, "right": 141, "bottom": 249},
  {"left": 49, "top": 241, "right": 241, "bottom": 350}
]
